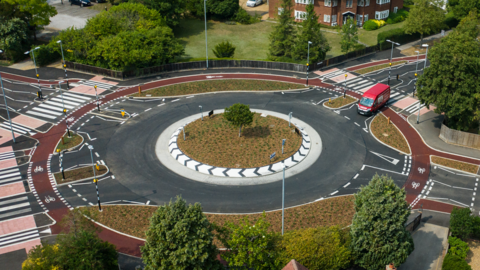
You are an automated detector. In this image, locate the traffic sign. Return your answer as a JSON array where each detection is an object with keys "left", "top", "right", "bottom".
[
  {"left": 270, "top": 152, "right": 276, "bottom": 160},
  {"left": 282, "top": 139, "right": 286, "bottom": 146}
]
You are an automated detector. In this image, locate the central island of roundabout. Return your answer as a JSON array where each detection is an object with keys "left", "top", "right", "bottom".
[{"left": 105, "top": 91, "right": 370, "bottom": 213}]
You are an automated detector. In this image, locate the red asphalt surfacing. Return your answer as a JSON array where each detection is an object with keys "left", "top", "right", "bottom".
[
  {"left": 16, "top": 70, "right": 473, "bottom": 257},
  {"left": 0, "top": 182, "right": 25, "bottom": 198}
]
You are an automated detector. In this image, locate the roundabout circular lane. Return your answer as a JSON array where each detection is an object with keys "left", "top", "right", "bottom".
[{"left": 106, "top": 92, "right": 367, "bottom": 213}]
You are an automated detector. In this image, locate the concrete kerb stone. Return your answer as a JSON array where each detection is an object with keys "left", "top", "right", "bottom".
[
  {"left": 322, "top": 95, "right": 358, "bottom": 110},
  {"left": 429, "top": 155, "right": 479, "bottom": 177},
  {"left": 155, "top": 109, "right": 322, "bottom": 186},
  {"left": 54, "top": 165, "right": 110, "bottom": 187},
  {"left": 52, "top": 131, "right": 84, "bottom": 154}
]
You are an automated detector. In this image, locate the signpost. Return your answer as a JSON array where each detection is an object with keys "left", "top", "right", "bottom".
[
  {"left": 208, "top": 110, "right": 214, "bottom": 118},
  {"left": 282, "top": 139, "right": 286, "bottom": 154},
  {"left": 270, "top": 152, "right": 276, "bottom": 161},
  {"left": 288, "top": 112, "right": 292, "bottom": 127}
]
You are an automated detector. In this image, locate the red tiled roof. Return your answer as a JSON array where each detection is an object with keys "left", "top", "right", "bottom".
[{"left": 282, "top": 259, "right": 309, "bottom": 270}]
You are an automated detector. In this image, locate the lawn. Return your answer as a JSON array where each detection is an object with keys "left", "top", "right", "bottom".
[
  {"left": 54, "top": 165, "right": 107, "bottom": 184},
  {"left": 177, "top": 113, "right": 302, "bottom": 168},
  {"left": 133, "top": 80, "right": 305, "bottom": 97},
  {"left": 324, "top": 95, "right": 357, "bottom": 108},
  {"left": 55, "top": 133, "right": 83, "bottom": 151},
  {"left": 82, "top": 195, "right": 355, "bottom": 241},
  {"left": 358, "top": 21, "right": 406, "bottom": 46},
  {"left": 370, "top": 113, "right": 411, "bottom": 154},
  {"left": 431, "top": 156, "right": 479, "bottom": 174},
  {"left": 173, "top": 19, "right": 345, "bottom": 61}
]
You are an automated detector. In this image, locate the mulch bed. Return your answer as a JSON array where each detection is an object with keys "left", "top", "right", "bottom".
[
  {"left": 133, "top": 80, "right": 305, "bottom": 97},
  {"left": 82, "top": 195, "right": 355, "bottom": 241},
  {"left": 55, "top": 133, "right": 83, "bottom": 151},
  {"left": 431, "top": 156, "right": 479, "bottom": 174},
  {"left": 370, "top": 113, "right": 411, "bottom": 154},
  {"left": 324, "top": 95, "right": 357, "bottom": 108},
  {"left": 355, "top": 61, "right": 407, "bottom": 75},
  {"left": 177, "top": 113, "right": 302, "bottom": 168},
  {"left": 54, "top": 165, "right": 107, "bottom": 184}
]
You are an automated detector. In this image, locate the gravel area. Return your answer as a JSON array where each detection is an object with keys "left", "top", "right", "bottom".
[{"left": 467, "top": 239, "right": 480, "bottom": 269}]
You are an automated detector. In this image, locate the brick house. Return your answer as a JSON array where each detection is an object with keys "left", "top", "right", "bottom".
[{"left": 268, "top": 0, "right": 404, "bottom": 27}]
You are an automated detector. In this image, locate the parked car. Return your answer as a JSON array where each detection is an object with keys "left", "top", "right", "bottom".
[
  {"left": 246, "top": 0, "right": 262, "bottom": 7},
  {"left": 357, "top": 83, "right": 390, "bottom": 116},
  {"left": 69, "top": 0, "right": 91, "bottom": 7}
]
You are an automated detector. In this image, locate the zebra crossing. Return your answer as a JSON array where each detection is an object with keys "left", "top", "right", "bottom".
[
  {"left": 318, "top": 69, "right": 346, "bottom": 80},
  {"left": 80, "top": 80, "right": 115, "bottom": 90},
  {"left": 400, "top": 101, "right": 426, "bottom": 115},
  {"left": 0, "top": 166, "right": 24, "bottom": 186},
  {"left": 0, "top": 227, "right": 41, "bottom": 249},
  {"left": 0, "top": 122, "right": 35, "bottom": 136},
  {"left": 0, "top": 194, "right": 32, "bottom": 221},
  {"left": 24, "top": 92, "right": 92, "bottom": 121},
  {"left": 336, "top": 76, "right": 376, "bottom": 92}
]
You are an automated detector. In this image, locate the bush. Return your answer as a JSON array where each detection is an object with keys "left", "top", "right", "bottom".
[
  {"left": 363, "top": 20, "right": 379, "bottom": 31},
  {"left": 387, "top": 9, "right": 409, "bottom": 24},
  {"left": 234, "top": 8, "right": 260, "bottom": 24},
  {"left": 33, "top": 45, "right": 61, "bottom": 67},
  {"left": 442, "top": 253, "right": 472, "bottom": 270},
  {"left": 448, "top": 237, "right": 470, "bottom": 259},
  {"left": 450, "top": 207, "right": 474, "bottom": 240},
  {"left": 212, "top": 41, "right": 236, "bottom": 58},
  {"left": 377, "top": 28, "right": 421, "bottom": 50}
]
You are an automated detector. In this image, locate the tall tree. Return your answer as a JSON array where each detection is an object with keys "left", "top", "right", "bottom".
[
  {"left": 340, "top": 17, "right": 358, "bottom": 55},
  {"left": 417, "top": 16, "right": 480, "bottom": 131},
  {"left": 223, "top": 103, "right": 255, "bottom": 137},
  {"left": 2, "top": 0, "right": 57, "bottom": 40},
  {"left": 268, "top": 0, "right": 296, "bottom": 58},
  {"left": 0, "top": 18, "right": 29, "bottom": 62},
  {"left": 141, "top": 196, "right": 222, "bottom": 270},
  {"left": 133, "top": 0, "right": 186, "bottom": 27},
  {"left": 293, "top": 2, "right": 330, "bottom": 63},
  {"left": 186, "top": 0, "right": 239, "bottom": 19},
  {"left": 404, "top": 0, "right": 445, "bottom": 43},
  {"left": 447, "top": 0, "right": 480, "bottom": 21},
  {"left": 221, "top": 213, "right": 280, "bottom": 270},
  {"left": 350, "top": 174, "right": 414, "bottom": 269}
]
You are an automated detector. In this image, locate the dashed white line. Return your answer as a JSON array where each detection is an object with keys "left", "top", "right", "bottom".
[
  {"left": 330, "top": 190, "right": 339, "bottom": 195},
  {"left": 171, "top": 99, "right": 180, "bottom": 102},
  {"left": 343, "top": 182, "right": 351, "bottom": 188},
  {"left": 353, "top": 173, "right": 359, "bottom": 179},
  {"left": 95, "top": 152, "right": 100, "bottom": 158},
  {"left": 145, "top": 108, "right": 152, "bottom": 112},
  {"left": 186, "top": 96, "right": 194, "bottom": 99},
  {"left": 344, "top": 116, "right": 350, "bottom": 120},
  {"left": 354, "top": 122, "right": 360, "bottom": 127}
]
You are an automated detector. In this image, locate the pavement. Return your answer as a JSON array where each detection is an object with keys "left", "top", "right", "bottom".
[{"left": 45, "top": 1, "right": 100, "bottom": 31}]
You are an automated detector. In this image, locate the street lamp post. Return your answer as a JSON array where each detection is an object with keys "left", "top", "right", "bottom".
[
  {"left": 415, "top": 50, "right": 420, "bottom": 74},
  {"left": 282, "top": 162, "right": 285, "bottom": 235},
  {"left": 344, "top": 74, "right": 347, "bottom": 98},
  {"left": 0, "top": 50, "right": 16, "bottom": 143},
  {"left": 58, "top": 81, "right": 67, "bottom": 117},
  {"left": 88, "top": 145, "right": 102, "bottom": 212},
  {"left": 288, "top": 112, "right": 292, "bottom": 127},
  {"left": 422, "top": 44, "right": 429, "bottom": 71},
  {"left": 25, "top": 47, "right": 42, "bottom": 99},
  {"left": 306, "top": 41, "right": 312, "bottom": 86},
  {"left": 94, "top": 85, "right": 100, "bottom": 111},
  {"left": 56, "top": 40, "right": 69, "bottom": 89},
  {"left": 385, "top": 40, "right": 400, "bottom": 85},
  {"left": 199, "top": 105, "right": 203, "bottom": 121},
  {"left": 204, "top": 0, "right": 208, "bottom": 69}
]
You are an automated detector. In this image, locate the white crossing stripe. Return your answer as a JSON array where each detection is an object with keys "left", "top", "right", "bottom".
[
  {"left": 0, "top": 228, "right": 39, "bottom": 248},
  {"left": 24, "top": 92, "right": 91, "bottom": 121},
  {"left": 63, "top": 92, "right": 92, "bottom": 100}
]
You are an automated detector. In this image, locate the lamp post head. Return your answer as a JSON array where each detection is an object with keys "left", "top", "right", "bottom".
[
  {"left": 308, "top": 41, "right": 312, "bottom": 44},
  {"left": 386, "top": 39, "right": 391, "bottom": 42},
  {"left": 415, "top": 51, "right": 419, "bottom": 54},
  {"left": 24, "top": 51, "right": 30, "bottom": 55},
  {"left": 56, "top": 40, "right": 62, "bottom": 44},
  {"left": 0, "top": 49, "right": 3, "bottom": 54},
  {"left": 199, "top": 105, "right": 202, "bottom": 108},
  {"left": 35, "top": 47, "right": 40, "bottom": 50},
  {"left": 422, "top": 44, "right": 429, "bottom": 48},
  {"left": 88, "top": 145, "right": 94, "bottom": 150},
  {"left": 59, "top": 81, "right": 64, "bottom": 85}
]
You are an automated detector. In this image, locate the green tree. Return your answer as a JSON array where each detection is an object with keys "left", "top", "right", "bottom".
[
  {"left": 212, "top": 41, "right": 236, "bottom": 58},
  {"left": 340, "top": 17, "right": 358, "bottom": 55},
  {"left": 448, "top": 0, "right": 480, "bottom": 21},
  {"left": 404, "top": 0, "right": 445, "bottom": 43},
  {"left": 350, "top": 174, "right": 414, "bottom": 269},
  {"left": 223, "top": 103, "right": 255, "bottom": 137},
  {"left": 278, "top": 226, "right": 352, "bottom": 270},
  {"left": 417, "top": 22, "right": 480, "bottom": 131},
  {"left": 221, "top": 213, "right": 280, "bottom": 270},
  {"left": 134, "top": 0, "right": 186, "bottom": 27},
  {"left": 141, "top": 196, "right": 222, "bottom": 270},
  {"left": 293, "top": 2, "right": 330, "bottom": 63},
  {"left": 22, "top": 243, "right": 60, "bottom": 270},
  {"left": 0, "top": 18, "right": 29, "bottom": 62},
  {"left": 186, "top": 0, "right": 239, "bottom": 19},
  {"left": 268, "top": 0, "right": 296, "bottom": 58},
  {"left": 2, "top": 0, "right": 57, "bottom": 40},
  {"left": 450, "top": 207, "right": 475, "bottom": 240}
]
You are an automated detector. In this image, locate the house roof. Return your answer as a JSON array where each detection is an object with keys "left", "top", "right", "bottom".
[{"left": 282, "top": 259, "right": 309, "bottom": 270}]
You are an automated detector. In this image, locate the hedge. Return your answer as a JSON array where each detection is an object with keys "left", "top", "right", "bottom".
[
  {"left": 33, "top": 45, "right": 61, "bottom": 67},
  {"left": 441, "top": 253, "right": 472, "bottom": 270},
  {"left": 377, "top": 28, "right": 421, "bottom": 50}
]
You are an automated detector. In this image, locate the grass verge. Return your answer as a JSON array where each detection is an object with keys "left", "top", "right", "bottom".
[
  {"left": 431, "top": 156, "right": 479, "bottom": 174},
  {"left": 177, "top": 113, "right": 302, "bottom": 168},
  {"left": 54, "top": 165, "right": 107, "bottom": 184},
  {"left": 358, "top": 21, "right": 406, "bottom": 46},
  {"left": 371, "top": 113, "right": 411, "bottom": 154},
  {"left": 55, "top": 133, "right": 83, "bottom": 151},
  {"left": 133, "top": 80, "right": 305, "bottom": 97},
  {"left": 355, "top": 61, "right": 407, "bottom": 75},
  {"left": 82, "top": 195, "right": 355, "bottom": 240},
  {"left": 324, "top": 95, "right": 357, "bottom": 108}
]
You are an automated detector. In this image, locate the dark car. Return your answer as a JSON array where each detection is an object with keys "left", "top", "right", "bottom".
[{"left": 69, "top": 0, "right": 91, "bottom": 7}]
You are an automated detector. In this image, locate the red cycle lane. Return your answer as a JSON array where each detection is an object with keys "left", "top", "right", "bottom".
[{"left": 0, "top": 71, "right": 83, "bottom": 85}]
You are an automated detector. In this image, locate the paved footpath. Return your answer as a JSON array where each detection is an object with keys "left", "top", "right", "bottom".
[{"left": 18, "top": 70, "right": 477, "bottom": 257}]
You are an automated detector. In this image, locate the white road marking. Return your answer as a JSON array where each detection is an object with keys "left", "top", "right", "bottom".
[{"left": 370, "top": 151, "right": 400, "bottom": 165}]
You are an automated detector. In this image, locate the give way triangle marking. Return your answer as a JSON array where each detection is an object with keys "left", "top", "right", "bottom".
[{"left": 370, "top": 151, "right": 400, "bottom": 165}]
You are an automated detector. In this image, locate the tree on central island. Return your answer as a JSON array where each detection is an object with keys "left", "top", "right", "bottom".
[{"left": 224, "top": 103, "right": 254, "bottom": 137}]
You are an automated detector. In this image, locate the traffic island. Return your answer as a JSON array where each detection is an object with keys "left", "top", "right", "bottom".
[
  {"left": 431, "top": 156, "right": 479, "bottom": 174},
  {"left": 355, "top": 61, "right": 407, "bottom": 75},
  {"left": 55, "top": 133, "right": 83, "bottom": 152},
  {"left": 81, "top": 195, "right": 354, "bottom": 241},
  {"left": 54, "top": 165, "right": 108, "bottom": 184},
  {"left": 323, "top": 96, "right": 357, "bottom": 109},
  {"left": 177, "top": 113, "right": 302, "bottom": 168},
  {"left": 370, "top": 113, "right": 411, "bottom": 154},
  {"left": 132, "top": 80, "right": 305, "bottom": 97}
]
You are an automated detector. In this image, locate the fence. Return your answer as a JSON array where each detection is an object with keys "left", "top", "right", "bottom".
[
  {"left": 65, "top": 45, "right": 378, "bottom": 80},
  {"left": 440, "top": 123, "right": 480, "bottom": 149},
  {"left": 405, "top": 212, "right": 422, "bottom": 232}
]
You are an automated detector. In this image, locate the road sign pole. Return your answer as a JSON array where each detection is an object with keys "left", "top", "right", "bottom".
[
  {"left": 0, "top": 73, "right": 15, "bottom": 143},
  {"left": 89, "top": 145, "right": 101, "bottom": 212},
  {"left": 289, "top": 112, "right": 292, "bottom": 127},
  {"left": 183, "top": 126, "right": 185, "bottom": 141},
  {"left": 282, "top": 163, "right": 285, "bottom": 236}
]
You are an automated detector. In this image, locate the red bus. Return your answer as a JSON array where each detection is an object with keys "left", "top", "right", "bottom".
[{"left": 357, "top": 83, "right": 390, "bottom": 116}]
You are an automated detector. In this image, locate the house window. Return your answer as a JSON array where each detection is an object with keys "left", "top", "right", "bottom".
[
  {"left": 278, "top": 7, "right": 284, "bottom": 15},
  {"left": 356, "top": 14, "right": 363, "bottom": 26},
  {"left": 346, "top": 0, "right": 353, "bottom": 8},
  {"left": 359, "top": 0, "right": 364, "bottom": 6},
  {"left": 376, "top": 0, "right": 390, "bottom": 4},
  {"left": 375, "top": 10, "right": 389, "bottom": 19},
  {"left": 295, "top": 10, "right": 307, "bottom": 20},
  {"left": 295, "top": 0, "right": 313, "bottom": 4},
  {"left": 324, "top": 14, "right": 331, "bottom": 22},
  {"left": 365, "top": 0, "right": 370, "bottom": 6},
  {"left": 331, "top": 14, "right": 337, "bottom": 25},
  {"left": 364, "top": 14, "right": 368, "bottom": 21},
  {"left": 394, "top": 6, "right": 398, "bottom": 13},
  {"left": 325, "top": 0, "right": 331, "bottom": 6},
  {"left": 332, "top": 0, "right": 338, "bottom": 6}
]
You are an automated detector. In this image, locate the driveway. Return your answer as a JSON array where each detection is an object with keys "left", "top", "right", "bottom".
[{"left": 46, "top": 0, "right": 100, "bottom": 30}]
